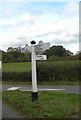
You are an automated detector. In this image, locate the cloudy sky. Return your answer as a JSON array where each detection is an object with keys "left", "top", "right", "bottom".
[{"left": 0, "top": 0, "right": 80, "bottom": 54}]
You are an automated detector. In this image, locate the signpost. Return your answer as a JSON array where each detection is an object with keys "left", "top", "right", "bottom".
[
  {"left": 30, "top": 40, "right": 47, "bottom": 102},
  {"left": 30, "top": 41, "right": 38, "bottom": 102}
]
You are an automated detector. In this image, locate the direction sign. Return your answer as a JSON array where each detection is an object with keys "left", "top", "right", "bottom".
[{"left": 35, "top": 55, "right": 47, "bottom": 60}]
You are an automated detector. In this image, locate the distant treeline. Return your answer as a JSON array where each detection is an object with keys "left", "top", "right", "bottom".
[
  {"left": 2, "top": 45, "right": 80, "bottom": 63},
  {"left": 2, "top": 51, "right": 31, "bottom": 63}
]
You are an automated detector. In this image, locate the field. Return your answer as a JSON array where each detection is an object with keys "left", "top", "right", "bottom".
[
  {"left": 2, "top": 62, "right": 31, "bottom": 72},
  {"left": 2, "top": 61, "right": 79, "bottom": 72},
  {"left": 2, "top": 61, "right": 80, "bottom": 84},
  {"left": 2, "top": 90, "right": 80, "bottom": 118}
]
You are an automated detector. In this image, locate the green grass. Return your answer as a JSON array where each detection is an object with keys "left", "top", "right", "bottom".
[
  {"left": 2, "top": 61, "right": 80, "bottom": 73},
  {"left": 2, "top": 62, "right": 31, "bottom": 72},
  {"left": 3, "top": 90, "right": 80, "bottom": 118},
  {"left": 0, "top": 81, "right": 2, "bottom": 84},
  {"left": 2, "top": 81, "right": 79, "bottom": 85},
  {"left": 0, "top": 92, "right": 2, "bottom": 120},
  {"left": 38, "top": 81, "right": 79, "bottom": 85}
]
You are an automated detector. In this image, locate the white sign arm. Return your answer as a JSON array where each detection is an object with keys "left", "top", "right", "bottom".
[{"left": 35, "top": 55, "right": 47, "bottom": 60}]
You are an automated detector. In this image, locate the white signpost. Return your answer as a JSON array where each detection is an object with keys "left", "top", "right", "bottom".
[{"left": 30, "top": 40, "right": 47, "bottom": 102}]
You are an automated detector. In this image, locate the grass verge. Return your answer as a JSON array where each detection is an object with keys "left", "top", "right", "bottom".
[
  {"left": 2, "top": 80, "right": 79, "bottom": 85},
  {"left": 0, "top": 91, "right": 2, "bottom": 120},
  {"left": 2, "top": 90, "right": 80, "bottom": 118}
]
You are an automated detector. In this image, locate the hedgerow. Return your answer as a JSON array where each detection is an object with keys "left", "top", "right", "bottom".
[{"left": 2, "top": 61, "right": 80, "bottom": 82}]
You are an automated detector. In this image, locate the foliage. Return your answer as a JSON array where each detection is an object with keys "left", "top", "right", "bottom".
[
  {"left": 37, "top": 61, "right": 79, "bottom": 82},
  {"left": 76, "top": 52, "right": 81, "bottom": 60},
  {"left": 43, "top": 45, "right": 73, "bottom": 59},
  {"left": 2, "top": 45, "right": 79, "bottom": 63},
  {"left": 48, "top": 55, "right": 78, "bottom": 61},
  {"left": 2, "top": 61, "right": 80, "bottom": 82},
  {"left": 79, "top": 53, "right": 81, "bottom": 60},
  {"left": 2, "top": 71, "right": 31, "bottom": 82},
  {"left": 0, "top": 50, "right": 2, "bottom": 61},
  {"left": 2, "top": 51, "right": 31, "bottom": 63},
  {"left": 7, "top": 47, "right": 14, "bottom": 52}
]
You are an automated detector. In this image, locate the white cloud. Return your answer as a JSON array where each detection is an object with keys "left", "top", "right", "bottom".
[
  {"left": 64, "top": 1, "right": 79, "bottom": 15},
  {"left": 0, "top": 2, "right": 79, "bottom": 54},
  {"left": 65, "top": 43, "right": 79, "bottom": 54},
  {"left": 0, "top": 13, "right": 34, "bottom": 27}
]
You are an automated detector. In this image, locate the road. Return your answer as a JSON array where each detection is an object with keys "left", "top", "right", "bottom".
[
  {"left": 2, "top": 84, "right": 80, "bottom": 94},
  {"left": 2, "top": 102, "right": 24, "bottom": 119},
  {"left": 0, "top": 84, "right": 24, "bottom": 119},
  {"left": 0, "top": 84, "right": 80, "bottom": 118}
]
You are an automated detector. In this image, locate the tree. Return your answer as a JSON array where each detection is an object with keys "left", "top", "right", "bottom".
[
  {"left": 7, "top": 47, "right": 14, "bottom": 52},
  {"left": 0, "top": 50, "right": 2, "bottom": 61},
  {"left": 2, "top": 51, "right": 31, "bottom": 63},
  {"left": 79, "top": 53, "right": 81, "bottom": 60},
  {"left": 43, "top": 45, "right": 73, "bottom": 60}
]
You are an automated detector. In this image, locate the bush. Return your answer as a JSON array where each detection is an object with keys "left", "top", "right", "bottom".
[
  {"left": 2, "top": 61, "right": 80, "bottom": 82},
  {"left": 2, "top": 71, "right": 31, "bottom": 82},
  {"left": 37, "top": 61, "right": 79, "bottom": 82}
]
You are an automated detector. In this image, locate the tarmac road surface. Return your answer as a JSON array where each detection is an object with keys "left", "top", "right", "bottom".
[
  {"left": 2, "top": 102, "right": 23, "bottom": 119},
  {"left": 2, "top": 84, "right": 80, "bottom": 94}
]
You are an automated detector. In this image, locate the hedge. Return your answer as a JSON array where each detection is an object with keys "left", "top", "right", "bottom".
[
  {"left": 2, "top": 61, "right": 80, "bottom": 82},
  {"left": 2, "top": 71, "right": 31, "bottom": 82},
  {"left": 37, "top": 61, "right": 79, "bottom": 82}
]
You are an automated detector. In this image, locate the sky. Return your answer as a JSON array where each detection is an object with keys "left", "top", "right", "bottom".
[{"left": 0, "top": 0, "right": 80, "bottom": 54}]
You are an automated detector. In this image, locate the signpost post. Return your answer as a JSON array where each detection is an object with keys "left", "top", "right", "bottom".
[
  {"left": 30, "top": 40, "right": 38, "bottom": 102},
  {"left": 30, "top": 40, "right": 47, "bottom": 102}
]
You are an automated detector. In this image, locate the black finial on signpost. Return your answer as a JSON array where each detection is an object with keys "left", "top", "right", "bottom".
[{"left": 30, "top": 40, "right": 36, "bottom": 44}]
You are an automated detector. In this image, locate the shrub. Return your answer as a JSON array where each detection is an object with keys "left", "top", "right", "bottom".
[
  {"left": 37, "top": 61, "right": 79, "bottom": 82},
  {"left": 2, "top": 61, "right": 80, "bottom": 82},
  {"left": 2, "top": 71, "right": 31, "bottom": 82}
]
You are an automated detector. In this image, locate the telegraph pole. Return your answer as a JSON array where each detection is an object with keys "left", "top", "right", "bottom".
[{"left": 30, "top": 40, "right": 38, "bottom": 102}]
